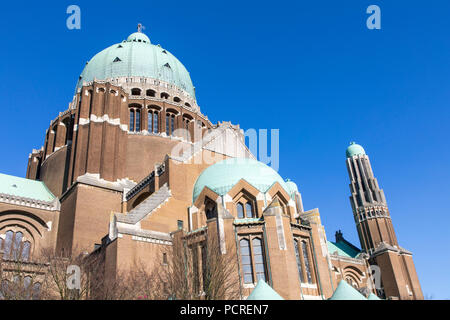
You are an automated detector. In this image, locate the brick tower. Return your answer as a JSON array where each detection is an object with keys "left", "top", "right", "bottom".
[{"left": 345, "top": 142, "right": 423, "bottom": 300}]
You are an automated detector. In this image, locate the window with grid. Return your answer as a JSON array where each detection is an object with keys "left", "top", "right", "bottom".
[
  {"left": 252, "top": 238, "right": 266, "bottom": 282},
  {"left": 301, "top": 240, "right": 313, "bottom": 284},
  {"left": 239, "top": 239, "right": 254, "bottom": 284},
  {"left": 1, "top": 230, "right": 31, "bottom": 261}
]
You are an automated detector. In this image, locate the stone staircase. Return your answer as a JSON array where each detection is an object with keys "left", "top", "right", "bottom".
[{"left": 116, "top": 183, "right": 171, "bottom": 225}]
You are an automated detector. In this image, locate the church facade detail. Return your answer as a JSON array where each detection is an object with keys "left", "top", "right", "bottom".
[{"left": 0, "top": 29, "right": 423, "bottom": 300}]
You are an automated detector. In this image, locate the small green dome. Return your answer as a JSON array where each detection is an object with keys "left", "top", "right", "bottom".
[
  {"left": 285, "top": 179, "right": 298, "bottom": 197},
  {"left": 346, "top": 142, "right": 366, "bottom": 158},
  {"left": 247, "top": 280, "right": 284, "bottom": 300},
  {"left": 76, "top": 31, "right": 195, "bottom": 98},
  {"left": 328, "top": 280, "right": 367, "bottom": 300},
  {"left": 192, "top": 158, "right": 290, "bottom": 202}
]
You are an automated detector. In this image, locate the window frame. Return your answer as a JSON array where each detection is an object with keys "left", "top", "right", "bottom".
[
  {"left": 238, "top": 235, "right": 267, "bottom": 286},
  {"left": 0, "top": 230, "right": 32, "bottom": 261}
]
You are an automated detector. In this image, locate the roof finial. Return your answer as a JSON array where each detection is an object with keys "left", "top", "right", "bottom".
[{"left": 137, "top": 23, "right": 145, "bottom": 33}]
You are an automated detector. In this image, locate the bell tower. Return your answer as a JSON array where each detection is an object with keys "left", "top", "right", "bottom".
[{"left": 345, "top": 142, "right": 423, "bottom": 300}]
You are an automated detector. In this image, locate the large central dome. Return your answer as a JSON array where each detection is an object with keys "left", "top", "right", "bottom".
[{"left": 76, "top": 31, "right": 195, "bottom": 98}]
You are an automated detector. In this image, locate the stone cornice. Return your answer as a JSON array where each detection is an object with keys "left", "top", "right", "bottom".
[
  {"left": 0, "top": 192, "right": 60, "bottom": 211},
  {"left": 329, "top": 253, "right": 365, "bottom": 265}
]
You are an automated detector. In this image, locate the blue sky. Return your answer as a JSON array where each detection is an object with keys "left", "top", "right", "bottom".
[{"left": 0, "top": 0, "right": 449, "bottom": 299}]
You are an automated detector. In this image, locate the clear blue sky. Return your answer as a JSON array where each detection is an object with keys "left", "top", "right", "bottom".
[{"left": 0, "top": 0, "right": 448, "bottom": 299}]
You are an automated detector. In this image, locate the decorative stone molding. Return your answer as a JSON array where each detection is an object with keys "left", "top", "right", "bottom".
[
  {"left": 0, "top": 192, "right": 60, "bottom": 211},
  {"left": 328, "top": 253, "right": 366, "bottom": 265},
  {"left": 76, "top": 172, "right": 136, "bottom": 192}
]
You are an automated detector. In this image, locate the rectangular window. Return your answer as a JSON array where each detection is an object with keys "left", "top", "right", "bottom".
[
  {"left": 129, "top": 110, "right": 135, "bottom": 132},
  {"left": 177, "top": 220, "right": 183, "bottom": 230},
  {"left": 294, "top": 240, "right": 305, "bottom": 283},
  {"left": 301, "top": 241, "right": 313, "bottom": 284},
  {"left": 148, "top": 112, "right": 153, "bottom": 132},
  {"left": 240, "top": 239, "right": 254, "bottom": 284},
  {"left": 252, "top": 238, "right": 266, "bottom": 282},
  {"left": 153, "top": 112, "right": 158, "bottom": 133},
  {"left": 135, "top": 110, "right": 141, "bottom": 132},
  {"left": 166, "top": 115, "right": 170, "bottom": 135}
]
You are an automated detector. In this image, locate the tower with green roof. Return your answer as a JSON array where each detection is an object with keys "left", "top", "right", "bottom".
[{"left": 345, "top": 142, "right": 423, "bottom": 300}]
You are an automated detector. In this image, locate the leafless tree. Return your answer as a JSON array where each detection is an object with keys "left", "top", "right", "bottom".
[{"left": 159, "top": 230, "right": 240, "bottom": 300}]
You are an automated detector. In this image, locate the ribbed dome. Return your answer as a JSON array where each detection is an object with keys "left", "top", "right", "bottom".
[
  {"left": 76, "top": 31, "right": 195, "bottom": 98},
  {"left": 346, "top": 142, "right": 366, "bottom": 158},
  {"left": 193, "top": 158, "right": 290, "bottom": 202}
]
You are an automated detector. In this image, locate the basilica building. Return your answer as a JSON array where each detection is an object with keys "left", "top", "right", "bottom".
[{"left": 0, "top": 28, "right": 423, "bottom": 300}]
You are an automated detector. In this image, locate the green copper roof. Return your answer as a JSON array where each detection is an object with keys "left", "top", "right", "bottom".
[
  {"left": 247, "top": 280, "right": 284, "bottom": 300},
  {"left": 327, "top": 240, "right": 360, "bottom": 258},
  {"left": 368, "top": 293, "right": 382, "bottom": 300},
  {"left": 346, "top": 142, "right": 366, "bottom": 158},
  {"left": 328, "top": 280, "right": 367, "bottom": 300},
  {"left": 0, "top": 173, "right": 55, "bottom": 202},
  {"left": 285, "top": 179, "right": 298, "bottom": 198},
  {"left": 76, "top": 31, "right": 195, "bottom": 98},
  {"left": 192, "top": 158, "right": 290, "bottom": 202}
]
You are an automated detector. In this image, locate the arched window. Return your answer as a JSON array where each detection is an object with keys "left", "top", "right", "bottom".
[
  {"left": 245, "top": 203, "right": 254, "bottom": 218},
  {"left": 129, "top": 105, "right": 142, "bottom": 132},
  {"left": 165, "top": 112, "right": 176, "bottom": 136},
  {"left": 182, "top": 115, "right": 193, "bottom": 140},
  {"left": 204, "top": 197, "right": 217, "bottom": 220},
  {"left": 3, "top": 230, "right": 13, "bottom": 259},
  {"left": 146, "top": 89, "right": 156, "bottom": 97},
  {"left": 161, "top": 92, "right": 170, "bottom": 100},
  {"left": 12, "top": 231, "right": 23, "bottom": 260},
  {"left": 148, "top": 109, "right": 160, "bottom": 133},
  {"left": 237, "top": 203, "right": 244, "bottom": 218},
  {"left": 174, "top": 97, "right": 181, "bottom": 103},
  {"left": 1, "top": 231, "right": 31, "bottom": 261},
  {"left": 239, "top": 239, "right": 254, "bottom": 284},
  {"left": 131, "top": 88, "right": 141, "bottom": 96},
  {"left": 235, "top": 198, "right": 257, "bottom": 218},
  {"left": 185, "top": 102, "right": 191, "bottom": 108},
  {"left": 22, "top": 241, "right": 31, "bottom": 261}
]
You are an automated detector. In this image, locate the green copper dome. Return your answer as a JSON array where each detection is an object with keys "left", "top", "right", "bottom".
[
  {"left": 247, "top": 280, "right": 284, "bottom": 300},
  {"left": 76, "top": 31, "right": 195, "bottom": 98},
  {"left": 285, "top": 179, "right": 298, "bottom": 198},
  {"left": 346, "top": 142, "right": 366, "bottom": 158},
  {"left": 192, "top": 158, "right": 290, "bottom": 202},
  {"left": 328, "top": 280, "right": 367, "bottom": 300}
]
